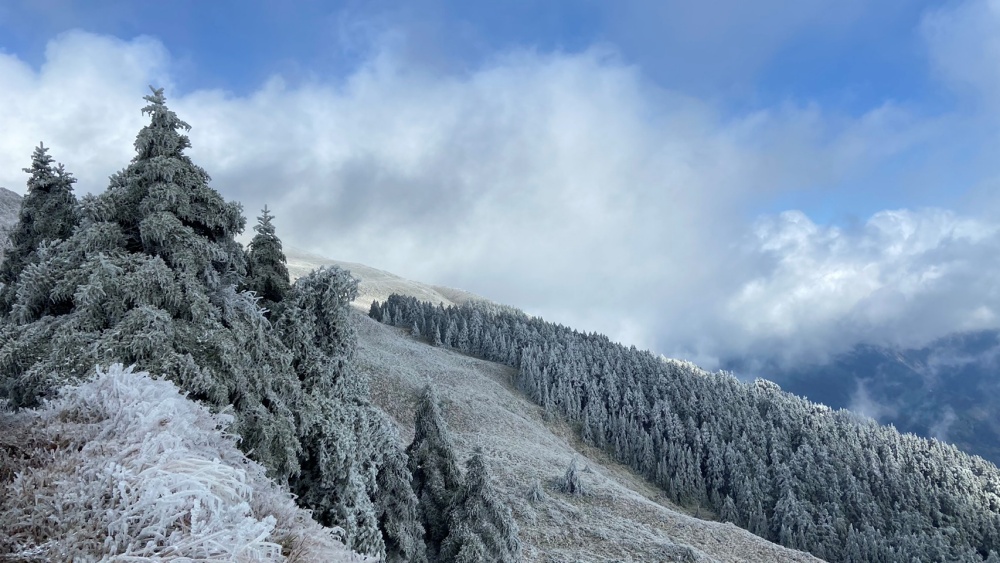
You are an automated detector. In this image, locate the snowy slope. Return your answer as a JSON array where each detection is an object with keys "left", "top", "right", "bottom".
[
  {"left": 286, "top": 248, "right": 485, "bottom": 310},
  {"left": 295, "top": 250, "right": 823, "bottom": 563},
  {"left": 352, "top": 310, "right": 821, "bottom": 563}
]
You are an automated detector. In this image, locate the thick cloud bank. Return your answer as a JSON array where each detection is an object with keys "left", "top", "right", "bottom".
[
  {"left": 1, "top": 11, "right": 999, "bottom": 369},
  {"left": 723, "top": 209, "right": 1000, "bottom": 364}
]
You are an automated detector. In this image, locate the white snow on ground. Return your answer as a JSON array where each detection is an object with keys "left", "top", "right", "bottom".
[
  {"left": 329, "top": 255, "right": 825, "bottom": 563},
  {"left": 0, "top": 364, "right": 371, "bottom": 562}
]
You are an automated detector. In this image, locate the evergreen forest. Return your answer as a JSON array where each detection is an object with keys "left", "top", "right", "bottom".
[{"left": 373, "top": 294, "right": 1000, "bottom": 562}]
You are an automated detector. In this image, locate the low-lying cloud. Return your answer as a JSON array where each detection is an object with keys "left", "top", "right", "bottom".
[
  {"left": 721, "top": 209, "right": 1000, "bottom": 364},
  {"left": 2, "top": 7, "right": 1000, "bottom": 371}
]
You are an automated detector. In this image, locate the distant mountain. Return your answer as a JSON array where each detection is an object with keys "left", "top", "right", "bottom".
[{"left": 726, "top": 330, "right": 1000, "bottom": 465}]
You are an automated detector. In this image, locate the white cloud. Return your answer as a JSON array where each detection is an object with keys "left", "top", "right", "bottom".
[
  {"left": 922, "top": 0, "right": 1000, "bottom": 110},
  {"left": 0, "top": 31, "right": 172, "bottom": 192},
  {"left": 721, "top": 208, "right": 1000, "bottom": 364},
  {"left": 3, "top": 25, "right": 1000, "bottom": 371},
  {"left": 849, "top": 379, "right": 899, "bottom": 422}
]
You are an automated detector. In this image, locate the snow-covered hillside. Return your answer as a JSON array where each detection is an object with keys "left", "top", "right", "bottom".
[
  {"left": 286, "top": 249, "right": 485, "bottom": 310},
  {"left": 290, "top": 248, "right": 821, "bottom": 562}
]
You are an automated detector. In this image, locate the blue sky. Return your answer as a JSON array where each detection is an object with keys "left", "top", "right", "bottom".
[
  {"left": 0, "top": 1, "right": 950, "bottom": 109},
  {"left": 2, "top": 0, "right": 1000, "bottom": 366}
]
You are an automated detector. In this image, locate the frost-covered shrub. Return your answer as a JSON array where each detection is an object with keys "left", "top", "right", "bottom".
[
  {"left": 527, "top": 478, "right": 546, "bottom": 504},
  {"left": 0, "top": 364, "right": 371, "bottom": 562},
  {"left": 556, "top": 457, "right": 586, "bottom": 496}
]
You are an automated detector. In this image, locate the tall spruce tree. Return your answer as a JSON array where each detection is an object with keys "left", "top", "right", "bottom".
[
  {"left": 242, "top": 205, "right": 290, "bottom": 317},
  {"left": 276, "top": 265, "right": 386, "bottom": 557},
  {"left": 0, "top": 143, "right": 78, "bottom": 313},
  {"left": 376, "top": 428, "right": 430, "bottom": 563},
  {"left": 408, "top": 385, "right": 464, "bottom": 561},
  {"left": 101, "top": 88, "right": 248, "bottom": 288},
  {"left": 0, "top": 88, "right": 302, "bottom": 480},
  {"left": 439, "top": 448, "right": 522, "bottom": 563}
]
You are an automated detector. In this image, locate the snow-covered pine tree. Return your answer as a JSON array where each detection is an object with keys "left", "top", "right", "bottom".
[
  {"left": 439, "top": 448, "right": 522, "bottom": 563},
  {"left": 0, "top": 88, "right": 302, "bottom": 480},
  {"left": 277, "top": 265, "right": 361, "bottom": 398},
  {"left": 102, "top": 88, "right": 247, "bottom": 288},
  {"left": 557, "top": 456, "right": 585, "bottom": 496},
  {"left": 720, "top": 495, "right": 739, "bottom": 525},
  {"left": 376, "top": 428, "right": 430, "bottom": 563},
  {"left": 407, "top": 384, "right": 464, "bottom": 561},
  {"left": 0, "top": 143, "right": 78, "bottom": 313},
  {"left": 275, "top": 265, "right": 386, "bottom": 557},
  {"left": 290, "top": 394, "right": 383, "bottom": 557},
  {"left": 242, "top": 205, "right": 290, "bottom": 317},
  {"left": 369, "top": 300, "right": 383, "bottom": 322}
]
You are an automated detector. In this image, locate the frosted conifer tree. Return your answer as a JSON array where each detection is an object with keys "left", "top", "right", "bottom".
[
  {"left": 439, "top": 448, "right": 522, "bottom": 563},
  {"left": 242, "top": 205, "right": 290, "bottom": 317},
  {"left": 407, "top": 385, "right": 464, "bottom": 561},
  {"left": 0, "top": 143, "right": 78, "bottom": 313},
  {"left": 276, "top": 266, "right": 386, "bottom": 556},
  {"left": 0, "top": 88, "right": 302, "bottom": 480},
  {"left": 102, "top": 88, "right": 247, "bottom": 288},
  {"left": 557, "top": 457, "right": 585, "bottom": 496},
  {"left": 376, "top": 431, "right": 429, "bottom": 563}
]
